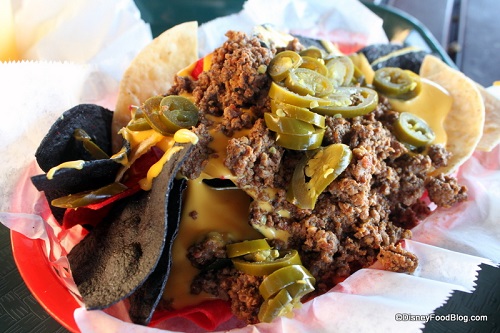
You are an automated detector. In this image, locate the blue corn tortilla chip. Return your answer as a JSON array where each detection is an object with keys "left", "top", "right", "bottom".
[
  {"left": 31, "top": 159, "right": 121, "bottom": 222},
  {"left": 128, "top": 177, "right": 187, "bottom": 324},
  {"left": 35, "top": 104, "right": 114, "bottom": 172},
  {"left": 67, "top": 142, "right": 194, "bottom": 325},
  {"left": 360, "top": 43, "right": 429, "bottom": 73}
]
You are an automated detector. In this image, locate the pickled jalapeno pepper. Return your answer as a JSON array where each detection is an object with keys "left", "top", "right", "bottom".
[
  {"left": 259, "top": 264, "right": 315, "bottom": 300},
  {"left": 74, "top": 128, "right": 110, "bottom": 160},
  {"left": 159, "top": 95, "right": 199, "bottom": 132},
  {"left": 226, "top": 239, "right": 271, "bottom": 258},
  {"left": 257, "top": 264, "right": 316, "bottom": 323},
  {"left": 270, "top": 99, "right": 326, "bottom": 128},
  {"left": 232, "top": 249, "right": 302, "bottom": 276},
  {"left": 313, "top": 87, "right": 378, "bottom": 118},
  {"left": 51, "top": 182, "right": 128, "bottom": 208},
  {"left": 126, "top": 117, "right": 152, "bottom": 131},
  {"left": 275, "top": 128, "right": 325, "bottom": 151},
  {"left": 288, "top": 143, "right": 352, "bottom": 209},
  {"left": 269, "top": 82, "right": 332, "bottom": 108},
  {"left": 264, "top": 112, "right": 316, "bottom": 135},
  {"left": 142, "top": 95, "right": 199, "bottom": 135},
  {"left": 268, "top": 50, "right": 303, "bottom": 82},
  {"left": 393, "top": 112, "right": 435, "bottom": 147},
  {"left": 325, "top": 55, "right": 355, "bottom": 87},
  {"left": 299, "top": 47, "right": 323, "bottom": 59},
  {"left": 299, "top": 56, "right": 328, "bottom": 76},
  {"left": 285, "top": 68, "right": 333, "bottom": 97},
  {"left": 257, "top": 288, "right": 293, "bottom": 323},
  {"left": 373, "top": 67, "right": 421, "bottom": 100}
]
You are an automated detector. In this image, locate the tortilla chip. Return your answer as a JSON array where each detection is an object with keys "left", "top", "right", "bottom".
[
  {"left": 475, "top": 84, "right": 500, "bottom": 151},
  {"left": 112, "top": 21, "right": 199, "bottom": 152},
  {"left": 68, "top": 142, "right": 194, "bottom": 325},
  {"left": 420, "top": 55, "right": 485, "bottom": 175},
  {"left": 35, "top": 104, "right": 114, "bottom": 173}
]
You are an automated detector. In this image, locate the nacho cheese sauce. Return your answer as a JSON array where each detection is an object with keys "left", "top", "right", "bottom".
[
  {"left": 138, "top": 146, "right": 184, "bottom": 191},
  {"left": 163, "top": 176, "right": 261, "bottom": 309},
  {"left": 161, "top": 116, "right": 264, "bottom": 308},
  {"left": 46, "top": 160, "right": 85, "bottom": 179},
  {"left": 389, "top": 78, "right": 452, "bottom": 145}
]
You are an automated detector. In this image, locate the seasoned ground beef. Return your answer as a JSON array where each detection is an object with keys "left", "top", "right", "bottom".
[
  {"left": 179, "top": 123, "right": 212, "bottom": 179},
  {"left": 225, "top": 119, "right": 284, "bottom": 190},
  {"left": 377, "top": 243, "right": 418, "bottom": 273},
  {"left": 427, "top": 144, "right": 452, "bottom": 168},
  {"left": 426, "top": 174, "right": 467, "bottom": 207},
  {"left": 192, "top": 31, "right": 273, "bottom": 136},
  {"left": 175, "top": 31, "right": 468, "bottom": 324},
  {"left": 191, "top": 267, "right": 263, "bottom": 324},
  {"left": 186, "top": 232, "right": 227, "bottom": 269}
]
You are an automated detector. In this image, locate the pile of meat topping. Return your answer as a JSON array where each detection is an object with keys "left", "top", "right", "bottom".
[{"left": 168, "top": 31, "right": 467, "bottom": 324}]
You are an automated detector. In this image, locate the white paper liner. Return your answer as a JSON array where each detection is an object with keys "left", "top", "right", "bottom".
[
  {"left": 1, "top": 0, "right": 499, "bottom": 332},
  {"left": 197, "top": 0, "right": 388, "bottom": 56}
]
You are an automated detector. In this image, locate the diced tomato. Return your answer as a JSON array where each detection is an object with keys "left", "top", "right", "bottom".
[{"left": 191, "top": 57, "right": 205, "bottom": 80}]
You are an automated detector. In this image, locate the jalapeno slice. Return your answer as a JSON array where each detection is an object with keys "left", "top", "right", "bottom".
[
  {"left": 126, "top": 117, "right": 152, "bottom": 131},
  {"left": 312, "top": 87, "right": 378, "bottom": 118},
  {"left": 259, "top": 264, "right": 315, "bottom": 300},
  {"left": 73, "top": 128, "right": 110, "bottom": 160},
  {"left": 275, "top": 128, "right": 325, "bottom": 151},
  {"left": 268, "top": 50, "right": 303, "bottom": 82},
  {"left": 325, "top": 56, "right": 355, "bottom": 87},
  {"left": 270, "top": 99, "right": 326, "bottom": 128},
  {"left": 288, "top": 143, "right": 352, "bottom": 209},
  {"left": 373, "top": 67, "right": 421, "bottom": 100},
  {"left": 142, "top": 95, "right": 199, "bottom": 135},
  {"left": 226, "top": 239, "right": 271, "bottom": 258},
  {"left": 142, "top": 96, "right": 171, "bottom": 135},
  {"left": 284, "top": 278, "right": 316, "bottom": 300},
  {"left": 393, "top": 112, "right": 435, "bottom": 147},
  {"left": 257, "top": 265, "right": 316, "bottom": 322},
  {"left": 299, "top": 56, "right": 328, "bottom": 76},
  {"left": 160, "top": 108, "right": 199, "bottom": 133},
  {"left": 269, "top": 82, "right": 332, "bottom": 108},
  {"left": 285, "top": 68, "right": 333, "bottom": 97},
  {"left": 159, "top": 95, "right": 199, "bottom": 132},
  {"left": 258, "top": 288, "right": 294, "bottom": 323},
  {"left": 264, "top": 112, "right": 315, "bottom": 135},
  {"left": 299, "top": 47, "right": 323, "bottom": 59},
  {"left": 232, "top": 250, "right": 302, "bottom": 276},
  {"left": 51, "top": 182, "right": 128, "bottom": 208}
]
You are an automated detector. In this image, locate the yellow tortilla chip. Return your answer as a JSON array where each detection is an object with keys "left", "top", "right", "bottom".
[
  {"left": 112, "top": 21, "right": 199, "bottom": 151},
  {"left": 420, "top": 55, "right": 485, "bottom": 175},
  {"left": 475, "top": 84, "right": 500, "bottom": 151}
]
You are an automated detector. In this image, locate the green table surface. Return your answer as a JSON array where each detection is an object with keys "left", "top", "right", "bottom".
[{"left": 1, "top": 1, "right": 499, "bottom": 333}]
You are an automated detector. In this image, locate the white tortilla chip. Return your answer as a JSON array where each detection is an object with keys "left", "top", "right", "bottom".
[
  {"left": 475, "top": 84, "right": 500, "bottom": 151},
  {"left": 112, "top": 21, "right": 199, "bottom": 151},
  {"left": 420, "top": 55, "right": 485, "bottom": 175}
]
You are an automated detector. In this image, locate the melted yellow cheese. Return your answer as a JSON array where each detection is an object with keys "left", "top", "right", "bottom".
[
  {"left": 177, "top": 53, "right": 213, "bottom": 78},
  {"left": 389, "top": 78, "right": 452, "bottom": 145},
  {"left": 47, "top": 160, "right": 85, "bottom": 180},
  {"left": 115, "top": 128, "right": 173, "bottom": 181},
  {"left": 253, "top": 224, "right": 290, "bottom": 243},
  {"left": 177, "top": 60, "right": 198, "bottom": 77},
  {"left": 174, "top": 128, "right": 199, "bottom": 144},
  {"left": 162, "top": 177, "right": 262, "bottom": 309},
  {"left": 138, "top": 146, "right": 183, "bottom": 191},
  {"left": 202, "top": 124, "right": 252, "bottom": 180}
]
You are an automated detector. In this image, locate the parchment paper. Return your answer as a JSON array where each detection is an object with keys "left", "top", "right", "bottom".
[{"left": 1, "top": 1, "right": 499, "bottom": 333}]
